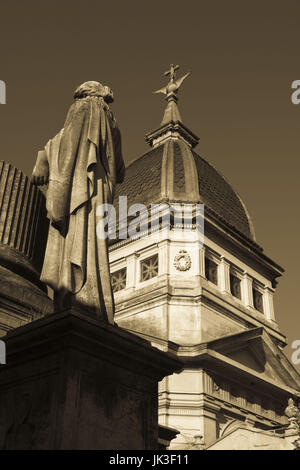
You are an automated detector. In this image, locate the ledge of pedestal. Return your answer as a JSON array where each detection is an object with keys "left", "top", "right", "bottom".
[{"left": 4, "top": 308, "right": 182, "bottom": 381}]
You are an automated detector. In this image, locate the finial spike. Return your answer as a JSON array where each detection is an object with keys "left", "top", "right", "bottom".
[
  {"left": 146, "top": 65, "right": 199, "bottom": 148},
  {"left": 153, "top": 64, "right": 191, "bottom": 101}
]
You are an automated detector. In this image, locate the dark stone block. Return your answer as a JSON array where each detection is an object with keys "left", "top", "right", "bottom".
[{"left": 0, "top": 309, "right": 182, "bottom": 449}]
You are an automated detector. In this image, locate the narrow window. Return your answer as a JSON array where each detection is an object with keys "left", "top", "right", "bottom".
[
  {"left": 111, "top": 267, "right": 127, "bottom": 293},
  {"left": 230, "top": 273, "right": 241, "bottom": 299},
  {"left": 205, "top": 257, "right": 218, "bottom": 285},
  {"left": 140, "top": 254, "right": 159, "bottom": 282},
  {"left": 253, "top": 288, "right": 264, "bottom": 313}
]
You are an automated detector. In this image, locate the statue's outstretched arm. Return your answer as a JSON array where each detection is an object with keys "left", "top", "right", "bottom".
[{"left": 31, "top": 149, "right": 49, "bottom": 186}]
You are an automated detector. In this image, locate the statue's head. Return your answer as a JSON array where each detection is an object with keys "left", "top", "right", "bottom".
[{"left": 73, "top": 81, "right": 114, "bottom": 103}]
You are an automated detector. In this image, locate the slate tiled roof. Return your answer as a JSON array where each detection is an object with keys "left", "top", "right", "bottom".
[
  {"left": 114, "top": 145, "right": 164, "bottom": 210},
  {"left": 114, "top": 142, "right": 254, "bottom": 241},
  {"left": 192, "top": 151, "right": 254, "bottom": 240}
]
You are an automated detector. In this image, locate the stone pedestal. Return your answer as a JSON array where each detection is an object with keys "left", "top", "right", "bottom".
[{"left": 0, "top": 309, "right": 181, "bottom": 450}]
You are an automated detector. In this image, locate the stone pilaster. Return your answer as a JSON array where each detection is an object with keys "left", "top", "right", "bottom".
[
  {"left": 264, "top": 287, "right": 276, "bottom": 323},
  {"left": 158, "top": 240, "right": 169, "bottom": 276},
  {"left": 200, "top": 400, "right": 221, "bottom": 446},
  {"left": 242, "top": 273, "right": 254, "bottom": 308},
  {"left": 219, "top": 257, "right": 230, "bottom": 293},
  {"left": 199, "top": 246, "right": 206, "bottom": 277},
  {"left": 126, "top": 252, "right": 139, "bottom": 289}
]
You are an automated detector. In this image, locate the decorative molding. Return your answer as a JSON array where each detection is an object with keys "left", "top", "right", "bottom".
[
  {"left": 145, "top": 121, "right": 199, "bottom": 149},
  {"left": 174, "top": 250, "right": 192, "bottom": 272}
]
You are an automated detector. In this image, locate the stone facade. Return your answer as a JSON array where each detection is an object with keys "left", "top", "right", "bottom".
[{"left": 107, "top": 72, "right": 300, "bottom": 449}]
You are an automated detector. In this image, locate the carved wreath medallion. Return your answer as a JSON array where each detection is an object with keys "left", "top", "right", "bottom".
[{"left": 174, "top": 250, "right": 192, "bottom": 272}]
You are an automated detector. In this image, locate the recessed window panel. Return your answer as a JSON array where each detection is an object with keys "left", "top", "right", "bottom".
[
  {"left": 111, "top": 267, "right": 127, "bottom": 293},
  {"left": 230, "top": 273, "right": 241, "bottom": 299},
  {"left": 253, "top": 288, "right": 264, "bottom": 313},
  {"left": 205, "top": 257, "right": 218, "bottom": 285},
  {"left": 140, "top": 254, "right": 159, "bottom": 282}
]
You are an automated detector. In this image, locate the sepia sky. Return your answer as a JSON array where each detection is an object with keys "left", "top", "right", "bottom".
[{"left": 0, "top": 0, "right": 300, "bottom": 369}]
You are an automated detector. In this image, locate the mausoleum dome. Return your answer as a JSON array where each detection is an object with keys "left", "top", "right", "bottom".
[
  {"left": 115, "top": 139, "right": 255, "bottom": 240},
  {"left": 114, "top": 69, "right": 255, "bottom": 242}
]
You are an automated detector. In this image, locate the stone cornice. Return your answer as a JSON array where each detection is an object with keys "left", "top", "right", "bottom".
[
  {"left": 145, "top": 121, "right": 199, "bottom": 149},
  {"left": 178, "top": 349, "right": 299, "bottom": 397}
]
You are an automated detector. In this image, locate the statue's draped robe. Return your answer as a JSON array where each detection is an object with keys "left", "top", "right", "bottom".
[{"left": 40, "top": 96, "right": 125, "bottom": 323}]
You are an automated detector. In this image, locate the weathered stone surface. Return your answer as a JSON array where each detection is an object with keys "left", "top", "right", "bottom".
[
  {"left": 0, "top": 161, "right": 53, "bottom": 334},
  {"left": 0, "top": 309, "right": 182, "bottom": 450},
  {"left": 0, "top": 265, "right": 52, "bottom": 335},
  {"left": 0, "top": 161, "right": 48, "bottom": 280}
]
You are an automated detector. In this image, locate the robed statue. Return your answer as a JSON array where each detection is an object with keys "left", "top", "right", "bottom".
[{"left": 31, "top": 81, "right": 125, "bottom": 323}]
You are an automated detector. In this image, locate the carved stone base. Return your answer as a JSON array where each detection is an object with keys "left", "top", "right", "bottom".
[{"left": 0, "top": 309, "right": 181, "bottom": 449}]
